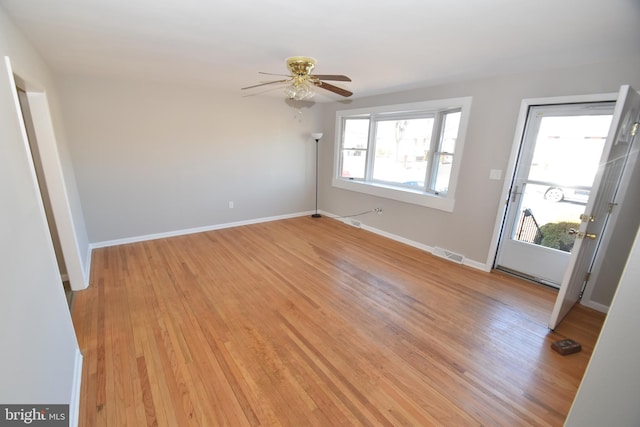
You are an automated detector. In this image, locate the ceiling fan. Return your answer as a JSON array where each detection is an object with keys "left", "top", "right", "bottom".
[{"left": 241, "top": 56, "right": 353, "bottom": 100}]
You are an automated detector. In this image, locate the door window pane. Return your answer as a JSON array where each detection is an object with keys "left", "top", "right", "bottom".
[
  {"left": 514, "top": 114, "right": 612, "bottom": 253},
  {"left": 528, "top": 115, "right": 612, "bottom": 186}
]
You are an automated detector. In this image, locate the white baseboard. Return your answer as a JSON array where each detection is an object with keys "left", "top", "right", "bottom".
[
  {"left": 85, "top": 209, "right": 489, "bottom": 287},
  {"left": 464, "top": 258, "right": 492, "bottom": 272},
  {"left": 69, "top": 348, "right": 83, "bottom": 427},
  {"left": 324, "top": 211, "right": 488, "bottom": 272},
  {"left": 84, "top": 212, "right": 314, "bottom": 289},
  {"left": 580, "top": 299, "right": 610, "bottom": 314},
  {"left": 89, "top": 211, "right": 314, "bottom": 250}
]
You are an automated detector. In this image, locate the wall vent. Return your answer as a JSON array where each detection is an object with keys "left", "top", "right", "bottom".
[{"left": 431, "top": 247, "right": 465, "bottom": 264}]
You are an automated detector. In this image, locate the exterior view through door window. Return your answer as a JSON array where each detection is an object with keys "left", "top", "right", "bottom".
[{"left": 514, "top": 114, "right": 613, "bottom": 252}]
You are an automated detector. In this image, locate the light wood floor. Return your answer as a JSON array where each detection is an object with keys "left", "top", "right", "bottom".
[{"left": 73, "top": 216, "right": 605, "bottom": 426}]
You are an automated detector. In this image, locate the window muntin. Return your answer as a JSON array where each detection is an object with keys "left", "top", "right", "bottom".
[{"left": 333, "top": 98, "right": 471, "bottom": 212}]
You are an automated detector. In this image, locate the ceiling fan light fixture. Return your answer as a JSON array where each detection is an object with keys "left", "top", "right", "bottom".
[{"left": 285, "top": 81, "right": 315, "bottom": 101}]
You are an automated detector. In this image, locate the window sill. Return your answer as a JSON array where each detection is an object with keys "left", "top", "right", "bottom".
[{"left": 332, "top": 178, "right": 455, "bottom": 212}]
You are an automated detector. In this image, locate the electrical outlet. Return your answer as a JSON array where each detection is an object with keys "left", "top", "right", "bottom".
[{"left": 374, "top": 208, "right": 383, "bottom": 214}]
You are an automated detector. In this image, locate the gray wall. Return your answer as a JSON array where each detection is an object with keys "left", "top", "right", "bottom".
[
  {"left": 0, "top": 5, "right": 81, "bottom": 412},
  {"left": 56, "top": 75, "right": 324, "bottom": 243},
  {"left": 319, "top": 58, "right": 640, "bottom": 265}
]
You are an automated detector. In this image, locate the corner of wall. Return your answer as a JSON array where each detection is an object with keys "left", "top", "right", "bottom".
[{"left": 69, "top": 349, "right": 83, "bottom": 427}]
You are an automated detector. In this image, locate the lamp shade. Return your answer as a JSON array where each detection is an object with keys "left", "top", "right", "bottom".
[{"left": 311, "top": 132, "right": 323, "bottom": 141}]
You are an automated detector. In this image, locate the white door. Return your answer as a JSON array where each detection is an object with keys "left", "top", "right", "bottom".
[
  {"left": 549, "top": 85, "right": 640, "bottom": 329},
  {"left": 496, "top": 103, "right": 614, "bottom": 286}
]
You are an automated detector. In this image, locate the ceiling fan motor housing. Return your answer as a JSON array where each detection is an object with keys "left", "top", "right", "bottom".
[{"left": 286, "top": 56, "right": 316, "bottom": 76}]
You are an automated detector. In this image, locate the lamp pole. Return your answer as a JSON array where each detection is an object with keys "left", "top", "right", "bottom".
[{"left": 311, "top": 132, "right": 323, "bottom": 218}]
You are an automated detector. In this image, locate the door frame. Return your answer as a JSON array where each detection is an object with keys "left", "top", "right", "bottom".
[
  {"left": 16, "top": 86, "right": 68, "bottom": 283},
  {"left": 487, "top": 92, "right": 617, "bottom": 281},
  {"left": 7, "top": 59, "right": 88, "bottom": 291},
  {"left": 494, "top": 102, "right": 615, "bottom": 287}
]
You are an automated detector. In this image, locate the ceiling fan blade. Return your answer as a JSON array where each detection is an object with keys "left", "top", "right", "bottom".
[
  {"left": 314, "top": 81, "right": 353, "bottom": 97},
  {"left": 241, "top": 79, "right": 290, "bottom": 90},
  {"left": 259, "top": 71, "right": 291, "bottom": 77},
  {"left": 311, "top": 74, "right": 352, "bottom": 82}
]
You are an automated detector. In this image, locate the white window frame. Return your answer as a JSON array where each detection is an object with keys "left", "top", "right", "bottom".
[{"left": 332, "top": 97, "right": 472, "bottom": 212}]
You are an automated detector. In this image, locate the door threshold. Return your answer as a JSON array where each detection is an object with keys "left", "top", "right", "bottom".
[{"left": 495, "top": 266, "right": 560, "bottom": 290}]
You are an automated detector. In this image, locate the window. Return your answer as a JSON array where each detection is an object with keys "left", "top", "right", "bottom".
[{"left": 333, "top": 97, "right": 472, "bottom": 211}]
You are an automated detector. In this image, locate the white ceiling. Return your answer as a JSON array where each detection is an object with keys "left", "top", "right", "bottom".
[{"left": 2, "top": 0, "right": 640, "bottom": 100}]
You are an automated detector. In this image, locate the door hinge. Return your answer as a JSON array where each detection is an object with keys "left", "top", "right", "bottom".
[
  {"left": 579, "top": 272, "right": 592, "bottom": 299},
  {"left": 631, "top": 122, "right": 638, "bottom": 137},
  {"left": 608, "top": 202, "right": 618, "bottom": 213}
]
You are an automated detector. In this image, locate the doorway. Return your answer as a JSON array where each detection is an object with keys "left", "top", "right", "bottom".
[
  {"left": 495, "top": 102, "right": 614, "bottom": 287},
  {"left": 15, "top": 83, "right": 72, "bottom": 307}
]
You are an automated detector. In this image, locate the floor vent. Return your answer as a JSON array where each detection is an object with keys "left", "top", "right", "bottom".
[{"left": 432, "top": 247, "right": 465, "bottom": 264}]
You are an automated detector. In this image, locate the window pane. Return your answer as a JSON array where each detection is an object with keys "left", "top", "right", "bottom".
[
  {"left": 343, "top": 118, "right": 369, "bottom": 149},
  {"left": 440, "top": 111, "right": 461, "bottom": 153},
  {"left": 340, "top": 149, "right": 366, "bottom": 179},
  {"left": 372, "top": 118, "right": 433, "bottom": 187},
  {"left": 433, "top": 154, "right": 453, "bottom": 194},
  {"left": 334, "top": 97, "right": 471, "bottom": 210}
]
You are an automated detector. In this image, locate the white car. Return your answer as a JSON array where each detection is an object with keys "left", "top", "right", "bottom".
[{"left": 544, "top": 187, "right": 590, "bottom": 203}]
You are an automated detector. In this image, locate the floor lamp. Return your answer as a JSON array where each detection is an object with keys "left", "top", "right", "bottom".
[{"left": 311, "top": 132, "right": 323, "bottom": 218}]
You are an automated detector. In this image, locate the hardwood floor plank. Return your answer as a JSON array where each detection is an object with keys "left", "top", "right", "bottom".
[
  {"left": 72, "top": 217, "right": 605, "bottom": 426},
  {"left": 136, "top": 355, "right": 158, "bottom": 426}
]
